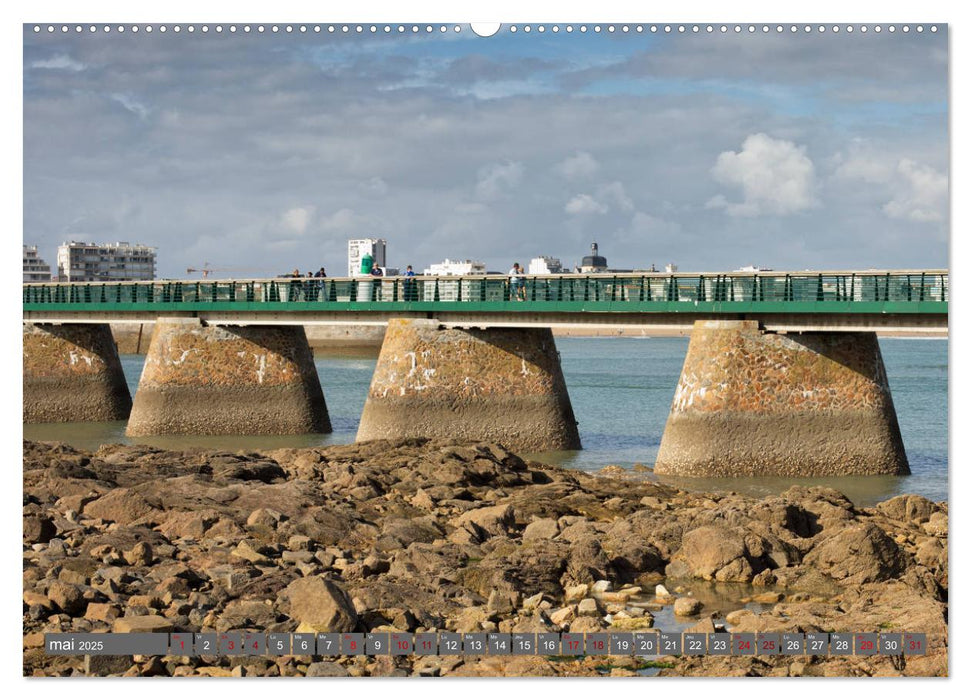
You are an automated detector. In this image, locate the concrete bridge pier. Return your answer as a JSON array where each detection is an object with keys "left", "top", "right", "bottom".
[
  {"left": 654, "top": 320, "right": 909, "bottom": 477},
  {"left": 23, "top": 322, "right": 132, "bottom": 423},
  {"left": 126, "top": 318, "right": 330, "bottom": 436},
  {"left": 356, "top": 318, "right": 581, "bottom": 452}
]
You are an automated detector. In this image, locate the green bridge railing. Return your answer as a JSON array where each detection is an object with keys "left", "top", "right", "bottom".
[{"left": 22, "top": 270, "right": 948, "bottom": 315}]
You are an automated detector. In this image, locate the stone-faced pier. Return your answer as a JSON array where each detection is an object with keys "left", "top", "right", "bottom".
[
  {"left": 23, "top": 323, "right": 132, "bottom": 423},
  {"left": 126, "top": 318, "right": 330, "bottom": 436},
  {"left": 654, "top": 320, "right": 909, "bottom": 477},
  {"left": 356, "top": 319, "right": 581, "bottom": 452}
]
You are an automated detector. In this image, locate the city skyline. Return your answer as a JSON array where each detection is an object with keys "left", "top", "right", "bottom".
[{"left": 24, "top": 24, "right": 948, "bottom": 279}]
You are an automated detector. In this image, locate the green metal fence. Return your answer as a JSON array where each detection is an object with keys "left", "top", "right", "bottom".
[{"left": 22, "top": 271, "right": 949, "bottom": 315}]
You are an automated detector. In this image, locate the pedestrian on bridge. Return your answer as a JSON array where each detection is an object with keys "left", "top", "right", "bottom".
[{"left": 509, "top": 262, "right": 525, "bottom": 301}]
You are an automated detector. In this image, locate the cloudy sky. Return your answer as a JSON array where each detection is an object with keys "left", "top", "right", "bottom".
[{"left": 23, "top": 24, "right": 948, "bottom": 278}]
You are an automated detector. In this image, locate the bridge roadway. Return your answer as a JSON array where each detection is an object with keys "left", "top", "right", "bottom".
[{"left": 23, "top": 269, "right": 948, "bottom": 333}]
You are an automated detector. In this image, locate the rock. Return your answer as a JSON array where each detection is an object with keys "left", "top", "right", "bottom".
[
  {"left": 23, "top": 591, "right": 53, "bottom": 610},
  {"left": 285, "top": 576, "right": 358, "bottom": 633},
  {"left": 232, "top": 540, "right": 274, "bottom": 566},
  {"left": 112, "top": 615, "right": 174, "bottom": 633},
  {"left": 725, "top": 609, "right": 755, "bottom": 626},
  {"left": 577, "top": 598, "right": 601, "bottom": 617},
  {"left": 564, "top": 584, "right": 589, "bottom": 603},
  {"left": 450, "top": 504, "right": 515, "bottom": 541},
  {"left": 361, "top": 555, "right": 390, "bottom": 577},
  {"left": 124, "top": 542, "right": 153, "bottom": 567},
  {"left": 569, "top": 616, "right": 606, "bottom": 633},
  {"left": 247, "top": 508, "right": 284, "bottom": 527},
  {"left": 673, "top": 597, "right": 703, "bottom": 616},
  {"left": 684, "top": 616, "right": 717, "bottom": 634},
  {"left": 549, "top": 606, "right": 576, "bottom": 627},
  {"left": 288, "top": 535, "right": 313, "bottom": 551},
  {"left": 655, "top": 584, "right": 671, "bottom": 597},
  {"left": 23, "top": 515, "right": 57, "bottom": 544},
  {"left": 85, "top": 655, "right": 132, "bottom": 676},
  {"left": 46, "top": 581, "right": 85, "bottom": 615},
  {"left": 875, "top": 495, "right": 940, "bottom": 524},
  {"left": 804, "top": 523, "right": 907, "bottom": 585},
  {"left": 84, "top": 603, "right": 120, "bottom": 622},
  {"left": 752, "top": 592, "right": 784, "bottom": 604},
  {"left": 923, "top": 512, "right": 948, "bottom": 537},
  {"left": 522, "top": 592, "right": 544, "bottom": 612},
  {"left": 522, "top": 518, "right": 559, "bottom": 541},
  {"left": 83, "top": 489, "right": 158, "bottom": 525},
  {"left": 677, "top": 525, "right": 758, "bottom": 582},
  {"left": 609, "top": 614, "right": 654, "bottom": 630},
  {"left": 306, "top": 661, "right": 349, "bottom": 677},
  {"left": 58, "top": 568, "right": 88, "bottom": 586}
]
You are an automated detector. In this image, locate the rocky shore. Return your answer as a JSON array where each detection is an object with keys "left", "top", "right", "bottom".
[{"left": 23, "top": 438, "right": 947, "bottom": 677}]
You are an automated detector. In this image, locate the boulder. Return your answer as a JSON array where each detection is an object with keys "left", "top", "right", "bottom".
[
  {"left": 23, "top": 515, "right": 57, "bottom": 544},
  {"left": 875, "top": 495, "right": 940, "bottom": 524},
  {"left": 306, "top": 661, "right": 349, "bottom": 677},
  {"left": 112, "top": 615, "right": 174, "bottom": 633},
  {"left": 46, "top": 580, "right": 85, "bottom": 615},
  {"left": 522, "top": 518, "right": 559, "bottom": 542},
  {"left": 804, "top": 523, "right": 907, "bottom": 585},
  {"left": 675, "top": 525, "right": 755, "bottom": 582},
  {"left": 84, "top": 489, "right": 159, "bottom": 525},
  {"left": 673, "top": 597, "right": 703, "bottom": 616},
  {"left": 450, "top": 504, "right": 515, "bottom": 541},
  {"left": 124, "top": 542, "right": 153, "bottom": 567},
  {"left": 285, "top": 576, "right": 358, "bottom": 633}
]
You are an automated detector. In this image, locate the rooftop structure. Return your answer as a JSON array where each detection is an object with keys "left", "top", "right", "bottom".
[
  {"left": 528, "top": 256, "right": 564, "bottom": 275},
  {"left": 348, "top": 239, "right": 387, "bottom": 277},
  {"left": 423, "top": 259, "right": 486, "bottom": 276}
]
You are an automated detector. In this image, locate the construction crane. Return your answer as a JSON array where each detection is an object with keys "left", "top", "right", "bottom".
[{"left": 186, "top": 263, "right": 263, "bottom": 279}]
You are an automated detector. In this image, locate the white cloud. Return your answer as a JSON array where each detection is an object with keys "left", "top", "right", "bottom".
[
  {"left": 474, "top": 161, "right": 524, "bottom": 200},
  {"left": 281, "top": 206, "right": 315, "bottom": 235},
  {"left": 31, "top": 54, "right": 85, "bottom": 72},
  {"left": 555, "top": 151, "right": 600, "bottom": 180},
  {"left": 110, "top": 93, "right": 150, "bottom": 120},
  {"left": 884, "top": 160, "right": 948, "bottom": 223},
  {"left": 598, "top": 181, "right": 634, "bottom": 212},
  {"left": 707, "top": 133, "right": 817, "bottom": 217},
  {"left": 565, "top": 193, "right": 608, "bottom": 215},
  {"left": 834, "top": 152, "right": 947, "bottom": 223},
  {"left": 318, "top": 208, "right": 366, "bottom": 232},
  {"left": 359, "top": 177, "right": 389, "bottom": 197}
]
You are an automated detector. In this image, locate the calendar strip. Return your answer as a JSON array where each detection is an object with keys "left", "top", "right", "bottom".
[{"left": 44, "top": 631, "right": 926, "bottom": 657}]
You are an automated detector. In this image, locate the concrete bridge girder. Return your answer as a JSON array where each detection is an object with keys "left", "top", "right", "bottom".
[
  {"left": 356, "top": 318, "right": 581, "bottom": 452},
  {"left": 654, "top": 320, "right": 909, "bottom": 477},
  {"left": 125, "top": 318, "right": 331, "bottom": 436},
  {"left": 23, "top": 322, "right": 132, "bottom": 423}
]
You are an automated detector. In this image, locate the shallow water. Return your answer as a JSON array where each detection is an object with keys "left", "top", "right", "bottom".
[{"left": 23, "top": 337, "right": 948, "bottom": 505}]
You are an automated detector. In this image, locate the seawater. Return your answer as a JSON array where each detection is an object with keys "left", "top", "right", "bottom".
[{"left": 22, "top": 337, "right": 948, "bottom": 506}]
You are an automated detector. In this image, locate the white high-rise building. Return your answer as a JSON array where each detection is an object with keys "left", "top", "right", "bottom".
[
  {"left": 423, "top": 258, "right": 486, "bottom": 276},
  {"left": 528, "top": 256, "right": 564, "bottom": 275},
  {"left": 23, "top": 245, "right": 52, "bottom": 282},
  {"left": 347, "top": 238, "right": 387, "bottom": 277},
  {"left": 56, "top": 241, "right": 156, "bottom": 282}
]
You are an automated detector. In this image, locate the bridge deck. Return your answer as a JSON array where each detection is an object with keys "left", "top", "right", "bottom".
[{"left": 23, "top": 270, "right": 948, "bottom": 332}]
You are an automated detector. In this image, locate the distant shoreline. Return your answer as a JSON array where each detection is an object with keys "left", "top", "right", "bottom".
[{"left": 109, "top": 322, "right": 947, "bottom": 355}]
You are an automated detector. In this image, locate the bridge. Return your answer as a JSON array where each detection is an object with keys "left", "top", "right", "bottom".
[
  {"left": 23, "top": 269, "right": 948, "bottom": 332},
  {"left": 23, "top": 269, "right": 948, "bottom": 479}
]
